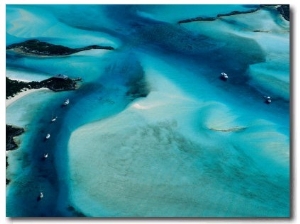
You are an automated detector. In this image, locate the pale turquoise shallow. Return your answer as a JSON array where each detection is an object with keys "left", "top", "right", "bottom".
[{"left": 6, "top": 4, "right": 290, "bottom": 217}]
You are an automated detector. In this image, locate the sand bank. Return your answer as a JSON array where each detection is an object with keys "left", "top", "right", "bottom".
[{"left": 6, "top": 88, "right": 49, "bottom": 108}]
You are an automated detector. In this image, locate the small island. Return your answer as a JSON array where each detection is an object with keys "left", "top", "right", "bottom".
[
  {"left": 178, "top": 7, "right": 260, "bottom": 24},
  {"left": 6, "top": 75, "right": 81, "bottom": 99},
  {"left": 6, "top": 39, "right": 114, "bottom": 56},
  {"left": 6, "top": 125, "right": 25, "bottom": 185},
  {"left": 6, "top": 125, "right": 25, "bottom": 151},
  {"left": 178, "top": 4, "right": 289, "bottom": 24}
]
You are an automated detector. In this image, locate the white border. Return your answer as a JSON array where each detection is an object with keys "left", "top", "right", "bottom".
[{"left": 2, "top": 1, "right": 298, "bottom": 223}]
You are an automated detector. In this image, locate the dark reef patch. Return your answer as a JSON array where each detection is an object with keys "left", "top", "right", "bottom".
[
  {"left": 101, "top": 52, "right": 150, "bottom": 100},
  {"left": 67, "top": 205, "right": 86, "bottom": 217},
  {"left": 126, "top": 78, "right": 149, "bottom": 99}
]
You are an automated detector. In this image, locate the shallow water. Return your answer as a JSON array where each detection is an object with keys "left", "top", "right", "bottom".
[{"left": 6, "top": 4, "right": 290, "bottom": 217}]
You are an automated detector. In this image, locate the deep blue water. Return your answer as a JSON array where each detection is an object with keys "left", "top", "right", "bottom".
[{"left": 6, "top": 5, "right": 290, "bottom": 217}]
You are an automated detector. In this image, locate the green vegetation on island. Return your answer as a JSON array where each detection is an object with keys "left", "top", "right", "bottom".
[
  {"left": 6, "top": 125, "right": 25, "bottom": 151},
  {"left": 6, "top": 39, "right": 114, "bottom": 56},
  {"left": 6, "top": 156, "right": 10, "bottom": 185},
  {"left": 6, "top": 76, "right": 81, "bottom": 99},
  {"left": 6, "top": 74, "right": 82, "bottom": 184}
]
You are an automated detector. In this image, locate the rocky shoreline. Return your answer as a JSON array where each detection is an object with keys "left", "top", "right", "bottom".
[
  {"left": 6, "top": 39, "right": 88, "bottom": 188},
  {"left": 6, "top": 125, "right": 25, "bottom": 151},
  {"left": 6, "top": 75, "right": 81, "bottom": 154},
  {"left": 6, "top": 76, "right": 81, "bottom": 99},
  {"left": 6, "top": 39, "right": 114, "bottom": 56},
  {"left": 277, "top": 5, "right": 289, "bottom": 21},
  {"left": 178, "top": 7, "right": 260, "bottom": 24}
]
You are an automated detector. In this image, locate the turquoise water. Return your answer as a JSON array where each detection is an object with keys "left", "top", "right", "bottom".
[{"left": 6, "top": 5, "right": 289, "bottom": 217}]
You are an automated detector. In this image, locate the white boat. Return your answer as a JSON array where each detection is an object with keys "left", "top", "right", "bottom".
[
  {"left": 51, "top": 116, "right": 58, "bottom": 122},
  {"left": 265, "top": 96, "right": 271, "bottom": 104},
  {"left": 44, "top": 153, "right": 48, "bottom": 159},
  {"left": 221, "top": 72, "right": 228, "bottom": 79},
  {"left": 63, "top": 99, "right": 69, "bottom": 106},
  {"left": 39, "top": 192, "right": 44, "bottom": 199},
  {"left": 45, "top": 134, "right": 50, "bottom": 139}
]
